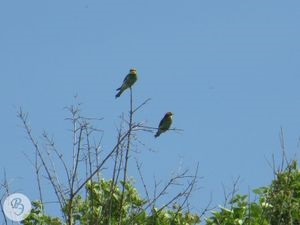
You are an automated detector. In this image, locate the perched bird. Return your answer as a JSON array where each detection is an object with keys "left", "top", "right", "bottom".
[
  {"left": 154, "top": 112, "right": 173, "bottom": 138},
  {"left": 115, "top": 68, "right": 138, "bottom": 98}
]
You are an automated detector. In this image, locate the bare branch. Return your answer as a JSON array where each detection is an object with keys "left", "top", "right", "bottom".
[
  {"left": 135, "top": 159, "right": 150, "bottom": 202},
  {"left": 132, "top": 98, "right": 151, "bottom": 114},
  {"left": 17, "top": 108, "right": 65, "bottom": 209},
  {"left": 119, "top": 87, "right": 134, "bottom": 225}
]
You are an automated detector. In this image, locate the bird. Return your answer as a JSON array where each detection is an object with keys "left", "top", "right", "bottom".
[
  {"left": 115, "top": 68, "right": 138, "bottom": 98},
  {"left": 154, "top": 112, "right": 173, "bottom": 138}
]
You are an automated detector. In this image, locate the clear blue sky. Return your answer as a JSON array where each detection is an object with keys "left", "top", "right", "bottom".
[{"left": 1, "top": 0, "right": 300, "bottom": 220}]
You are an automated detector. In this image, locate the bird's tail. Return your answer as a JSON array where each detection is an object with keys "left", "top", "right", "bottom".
[
  {"left": 154, "top": 131, "right": 160, "bottom": 138},
  {"left": 115, "top": 89, "right": 123, "bottom": 98}
]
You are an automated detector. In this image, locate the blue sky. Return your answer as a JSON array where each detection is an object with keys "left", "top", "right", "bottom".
[{"left": 1, "top": 0, "right": 300, "bottom": 220}]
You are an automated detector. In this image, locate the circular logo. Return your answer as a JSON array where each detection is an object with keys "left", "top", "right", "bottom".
[{"left": 3, "top": 193, "right": 32, "bottom": 222}]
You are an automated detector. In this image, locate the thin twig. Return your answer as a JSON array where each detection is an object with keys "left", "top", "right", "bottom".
[
  {"left": 72, "top": 126, "right": 136, "bottom": 197},
  {"left": 135, "top": 159, "right": 150, "bottom": 202},
  {"left": 132, "top": 98, "right": 151, "bottom": 114},
  {"left": 0, "top": 170, "right": 9, "bottom": 225},
  {"left": 136, "top": 125, "right": 184, "bottom": 133},
  {"left": 119, "top": 87, "right": 134, "bottom": 224},
  {"left": 18, "top": 108, "right": 64, "bottom": 211}
]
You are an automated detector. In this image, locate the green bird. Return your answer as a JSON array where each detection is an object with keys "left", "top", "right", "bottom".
[
  {"left": 115, "top": 68, "right": 138, "bottom": 98},
  {"left": 154, "top": 112, "right": 173, "bottom": 138}
]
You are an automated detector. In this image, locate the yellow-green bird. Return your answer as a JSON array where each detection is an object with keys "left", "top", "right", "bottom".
[
  {"left": 115, "top": 68, "right": 138, "bottom": 98},
  {"left": 154, "top": 112, "right": 173, "bottom": 138}
]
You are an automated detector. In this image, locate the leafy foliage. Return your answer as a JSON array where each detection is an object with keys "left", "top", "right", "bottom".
[
  {"left": 205, "top": 194, "right": 269, "bottom": 225},
  {"left": 21, "top": 159, "right": 300, "bottom": 225},
  {"left": 259, "top": 160, "right": 300, "bottom": 225},
  {"left": 22, "top": 201, "right": 62, "bottom": 225},
  {"left": 22, "top": 179, "right": 200, "bottom": 225},
  {"left": 205, "top": 160, "right": 300, "bottom": 225}
]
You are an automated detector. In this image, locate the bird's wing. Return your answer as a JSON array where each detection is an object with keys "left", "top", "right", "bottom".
[
  {"left": 122, "top": 73, "right": 130, "bottom": 83},
  {"left": 158, "top": 116, "right": 166, "bottom": 128}
]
